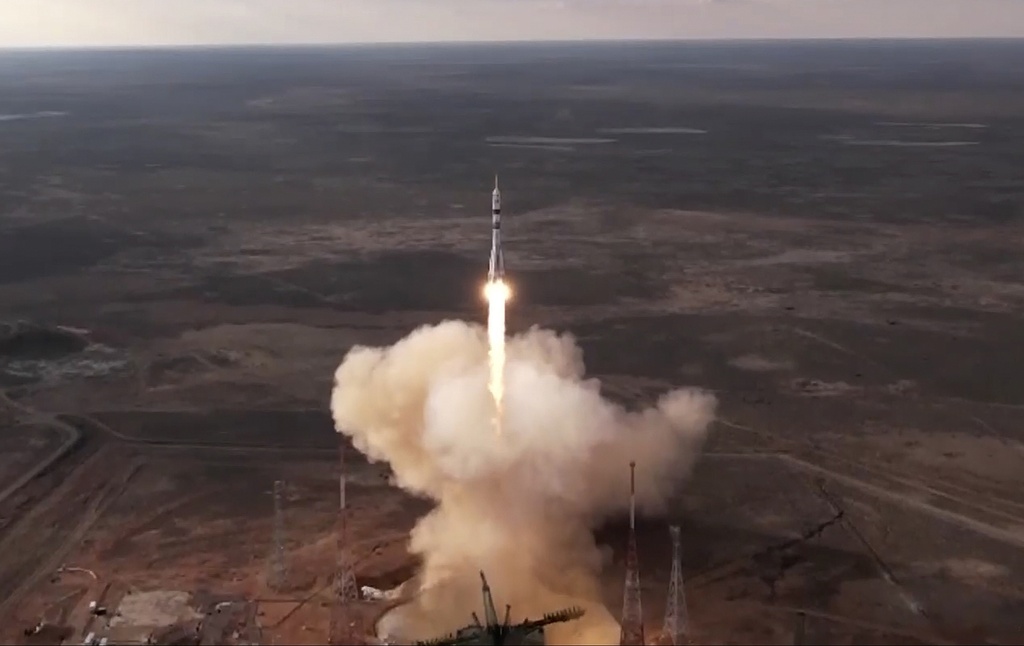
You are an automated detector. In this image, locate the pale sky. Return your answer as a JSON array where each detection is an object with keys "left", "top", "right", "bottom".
[{"left": 1, "top": 0, "right": 1023, "bottom": 47}]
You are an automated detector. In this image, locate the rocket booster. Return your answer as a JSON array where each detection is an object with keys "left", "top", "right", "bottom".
[{"left": 488, "top": 175, "right": 504, "bottom": 281}]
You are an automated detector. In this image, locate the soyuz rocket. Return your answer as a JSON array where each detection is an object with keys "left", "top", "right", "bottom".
[{"left": 488, "top": 175, "right": 505, "bottom": 281}]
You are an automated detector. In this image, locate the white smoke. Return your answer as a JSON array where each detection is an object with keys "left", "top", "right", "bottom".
[{"left": 330, "top": 320, "right": 716, "bottom": 644}]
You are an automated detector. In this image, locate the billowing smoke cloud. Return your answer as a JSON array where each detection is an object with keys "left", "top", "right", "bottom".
[{"left": 331, "top": 320, "right": 716, "bottom": 644}]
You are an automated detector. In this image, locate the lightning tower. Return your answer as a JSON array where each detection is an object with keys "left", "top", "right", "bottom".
[
  {"left": 267, "top": 479, "right": 289, "bottom": 591},
  {"left": 329, "top": 440, "right": 361, "bottom": 645},
  {"left": 661, "top": 525, "right": 689, "bottom": 645},
  {"left": 620, "top": 461, "right": 645, "bottom": 645}
]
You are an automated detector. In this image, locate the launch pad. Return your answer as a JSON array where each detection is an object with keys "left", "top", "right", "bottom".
[{"left": 5, "top": 413, "right": 1021, "bottom": 644}]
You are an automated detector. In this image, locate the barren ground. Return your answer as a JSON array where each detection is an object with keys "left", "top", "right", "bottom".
[{"left": 1, "top": 41, "right": 1023, "bottom": 644}]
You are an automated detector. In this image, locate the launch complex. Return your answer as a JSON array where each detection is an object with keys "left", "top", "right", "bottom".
[{"left": 2, "top": 177, "right": 1002, "bottom": 646}]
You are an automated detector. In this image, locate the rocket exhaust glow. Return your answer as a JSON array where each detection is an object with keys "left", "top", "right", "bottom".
[
  {"left": 485, "top": 176, "right": 509, "bottom": 434},
  {"left": 485, "top": 278, "right": 509, "bottom": 434}
]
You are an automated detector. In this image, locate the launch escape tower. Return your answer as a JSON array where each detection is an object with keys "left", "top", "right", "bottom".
[
  {"left": 267, "top": 479, "right": 289, "bottom": 591},
  {"left": 619, "top": 461, "right": 645, "bottom": 646},
  {"left": 661, "top": 525, "right": 689, "bottom": 645},
  {"left": 329, "top": 439, "right": 361, "bottom": 645}
]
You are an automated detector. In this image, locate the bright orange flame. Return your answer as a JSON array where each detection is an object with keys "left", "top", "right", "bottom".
[{"left": 484, "top": 278, "right": 510, "bottom": 434}]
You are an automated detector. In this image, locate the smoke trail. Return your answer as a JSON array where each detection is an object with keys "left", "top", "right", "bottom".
[
  {"left": 484, "top": 279, "right": 511, "bottom": 434},
  {"left": 331, "top": 321, "right": 716, "bottom": 644}
]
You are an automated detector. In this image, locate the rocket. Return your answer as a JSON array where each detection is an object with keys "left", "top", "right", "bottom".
[{"left": 488, "top": 175, "right": 505, "bottom": 281}]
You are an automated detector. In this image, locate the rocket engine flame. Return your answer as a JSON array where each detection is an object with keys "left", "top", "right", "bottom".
[{"left": 484, "top": 278, "right": 511, "bottom": 434}]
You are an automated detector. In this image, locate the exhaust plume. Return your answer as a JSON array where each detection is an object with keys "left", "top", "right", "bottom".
[
  {"left": 331, "top": 320, "right": 716, "bottom": 644},
  {"left": 484, "top": 278, "right": 511, "bottom": 434}
]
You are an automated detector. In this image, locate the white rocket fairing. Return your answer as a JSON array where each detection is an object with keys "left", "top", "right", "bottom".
[{"left": 488, "top": 175, "right": 504, "bottom": 281}]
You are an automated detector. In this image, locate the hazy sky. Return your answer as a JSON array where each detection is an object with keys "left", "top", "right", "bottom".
[{"left": 2, "top": 0, "right": 1023, "bottom": 47}]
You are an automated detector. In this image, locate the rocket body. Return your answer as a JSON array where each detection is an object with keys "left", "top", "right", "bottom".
[{"left": 488, "top": 177, "right": 504, "bottom": 281}]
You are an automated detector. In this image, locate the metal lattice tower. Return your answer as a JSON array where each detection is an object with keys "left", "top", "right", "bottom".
[
  {"left": 267, "top": 479, "right": 289, "bottom": 591},
  {"left": 329, "top": 440, "right": 361, "bottom": 645},
  {"left": 661, "top": 526, "right": 689, "bottom": 645},
  {"left": 620, "top": 461, "right": 645, "bottom": 646}
]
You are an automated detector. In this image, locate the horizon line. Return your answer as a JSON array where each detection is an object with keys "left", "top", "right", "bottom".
[{"left": 3, "top": 35, "right": 1024, "bottom": 52}]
